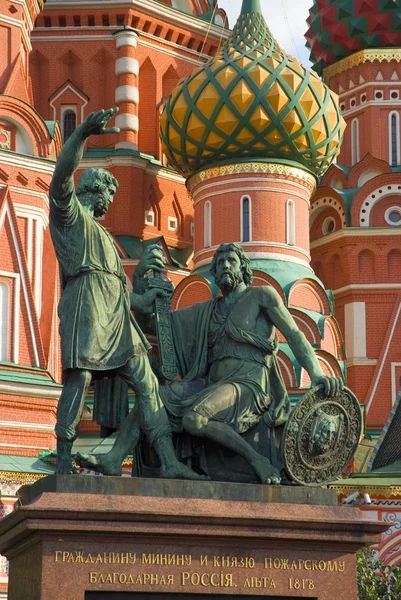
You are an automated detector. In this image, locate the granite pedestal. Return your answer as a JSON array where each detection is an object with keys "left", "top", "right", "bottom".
[{"left": 0, "top": 475, "right": 388, "bottom": 600}]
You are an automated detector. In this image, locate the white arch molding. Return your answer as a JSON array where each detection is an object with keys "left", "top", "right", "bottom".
[
  {"left": 359, "top": 184, "right": 401, "bottom": 226},
  {"left": 310, "top": 197, "right": 346, "bottom": 228}
]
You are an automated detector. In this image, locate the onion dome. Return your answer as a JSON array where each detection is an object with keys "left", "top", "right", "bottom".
[
  {"left": 160, "top": 0, "right": 345, "bottom": 178},
  {"left": 306, "top": 0, "right": 401, "bottom": 75}
]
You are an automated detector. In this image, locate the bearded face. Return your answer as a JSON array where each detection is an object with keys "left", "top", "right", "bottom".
[
  {"left": 214, "top": 251, "right": 245, "bottom": 293},
  {"left": 92, "top": 185, "right": 116, "bottom": 218}
]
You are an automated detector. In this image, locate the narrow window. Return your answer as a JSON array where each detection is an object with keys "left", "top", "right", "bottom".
[
  {"left": 241, "top": 196, "right": 251, "bottom": 242},
  {"left": 63, "top": 111, "right": 76, "bottom": 143},
  {"left": 204, "top": 201, "right": 211, "bottom": 248},
  {"left": 389, "top": 112, "right": 400, "bottom": 166},
  {"left": 0, "top": 282, "right": 10, "bottom": 361},
  {"left": 351, "top": 118, "right": 359, "bottom": 165},
  {"left": 286, "top": 199, "right": 295, "bottom": 246}
]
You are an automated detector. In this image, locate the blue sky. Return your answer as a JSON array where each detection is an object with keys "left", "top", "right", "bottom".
[{"left": 218, "top": 0, "right": 313, "bottom": 67}]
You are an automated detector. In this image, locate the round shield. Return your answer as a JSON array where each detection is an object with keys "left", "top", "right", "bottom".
[{"left": 282, "top": 385, "right": 362, "bottom": 486}]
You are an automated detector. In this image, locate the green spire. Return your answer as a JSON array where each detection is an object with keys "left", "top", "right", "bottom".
[{"left": 240, "top": 0, "right": 262, "bottom": 15}]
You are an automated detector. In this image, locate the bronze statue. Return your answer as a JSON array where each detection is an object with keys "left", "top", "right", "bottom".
[
  {"left": 77, "top": 243, "right": 345, "bottom": 484},
  {"left": 50, "top": 107, "right": 202, "bottom": 480}
]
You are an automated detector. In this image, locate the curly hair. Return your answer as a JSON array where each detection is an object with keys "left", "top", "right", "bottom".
[
  {"left": 76, "top": 168, "right": 118, "bottom": 197},
  {"left": 210, "top": 243, "right": 253, "bottom": 286}
]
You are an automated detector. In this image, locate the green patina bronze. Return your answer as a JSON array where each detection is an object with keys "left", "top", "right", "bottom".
[
  {"left": 77, "top": 243, "right": 355, "bottom": 485},
  {"left": 50, "top": 108, "right": 204, "bottom": 481}
]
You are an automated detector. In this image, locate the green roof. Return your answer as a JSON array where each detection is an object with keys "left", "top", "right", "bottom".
[
  {"left": 0, "top": 454, "right": 54, "bottom": 475},
  {"left": 117, "top": 236, "right": 192, "bottom": 270},
  {"left": 0, "top": 366, "right": 60, "bottom": 387},
  {"left": 44, "top": 120, "right": 57, "bottom": 139}
]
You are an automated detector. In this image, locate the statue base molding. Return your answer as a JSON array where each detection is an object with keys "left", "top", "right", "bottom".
[{"left": 0, "top": 475, "right": 388, "bottom": 600}]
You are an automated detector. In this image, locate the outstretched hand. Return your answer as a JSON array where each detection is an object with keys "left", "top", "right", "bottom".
[{"left": 81, "top": 108, "right": 120, "bottom": 138}]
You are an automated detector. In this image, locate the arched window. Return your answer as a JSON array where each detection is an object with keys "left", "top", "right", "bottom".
[
  {"left": 389, "top": 111, "right": 400, "bottom": 166},
  {"left": 241, "top": 195, "right": 251, "bottom": 242},
  {"left": 0, "top": 282, "right": 10, "bottom": 362},
  {"left": 204, "top": 201, "right": 211, "bottom": 248},
  {"left": 351, "top": 118, "right": 359, "bottom": 165},
  {"left": 63, "top": 111, "right": 76, "bottom": 143},
  {"left": 286, "top": 199, "right": 295, "bottom": 246}
]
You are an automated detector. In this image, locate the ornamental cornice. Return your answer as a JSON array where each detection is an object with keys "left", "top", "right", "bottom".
[
  {"left": 0, "top": 471, "right": 48, "bottom": 484},
  {"left": 324, "top": 49, "right": 401, "bottom": 80},
  {"left": 330, "top": 484, "right": 401, "bottom": 498},
  {"left": 187, "top": 162, "right": 317, "bottom": 193}
]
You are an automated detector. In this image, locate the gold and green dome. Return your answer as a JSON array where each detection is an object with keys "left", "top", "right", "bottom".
[{"left": 160, "top": 0, "right": 346, "bottom": 178}]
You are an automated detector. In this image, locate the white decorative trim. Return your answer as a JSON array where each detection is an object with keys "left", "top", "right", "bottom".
[
  {"left": 115, "top": 31, "right": 139, "bottom": 49},
  {"left": 346, "top": 359, "right": 377, "bottom": 367},
  {"left": 115, "top": 85, "right": 139, "bottom": 104},
  {"left": 289, "top": 283, "right": 324, "bottom": 312},
  {"left": 240, "top": 195, "right": 252, "bottom": 243},
  {"left": 115, "top": 113, "right": 139, "bottom": 132},
  {"left": 293, "top": 315, "right": 316, "bottom": 344},
  {"left": 115, "top": 141, "right": 138, "bottom": 150},
  {"left": 0, "top": 421, "right": 55, "bottom": 431},
  {"left": 79, "top": 154, "right": 185, "bottom": 183},
  {"left": 193, "top": 182, "right": 310, "bottom": 206},
  {"left": 195, "top": 241, "right": 311, "bottom": 260},
  {"left": 385, "top": 206, "right": 401, "bottom": 226},
  {"left": 49, "top": 83, "right": 88, "bottom": 124},
  {"left": 115, "top": 57, "right": 139, "bottom": 76},
  {"left": 0, "top": 380, "right": 61, "bottom": 399},
  {"left": 13, "top": 204, "right": 49, "bottom": 227},
  {"left": 322, "top": 216, "right": 337, "bottom": 235},
  {"left": 204, "top": 200, "right": 211, "bottom": 249},
  {"left": 0, "top": 152, "right": 55, "bottom": 176},
  {"left": 360, "top": 184, "right": 401, "bottom": 227},
  {"left": 391, "top": 362, "right": 401, "bottom": 406},
  {"left": 40, "top": 0, "right": 227, "bottom": 41},
  {"left": 0, "top": 203, "right": 40, "bottom": 366},
  {"left": 0, "top": 14, "right": 31, "bottom": 51},
  {"left": 334, "top": 283, "right": 401, "bottom": 295},
  {"left": 175, "top": 280, "right": 211, "bottom": 309},
  {"left": 168, "top": 216, "right": 178, "bottom": 232},
  {"left": 351, "top": 117, "right": 360, "bottom": 166},
  {"left": 0, "top": 280, "right": 10, "bottom": 362},
  {"left": 311, "top": 227, "right": 401, "bottom": 250},
  {"left": 196, "top": 252, "right": 312, "bottom": 270},
  {"left": 366, "top": 302, "right": 401, "bottom": 413},
  {"left": 144, "top": 210, "right": 155, "bottom": 226},
  {"left": 277, "top": 355, "right": 294, "bottom": 387},
  {"left": 389, "top": 111, "right": 400, "bottom": 166},
  {"left": 344, "top": 302, "right": 367, "bottom": 360},
  {"left": 0, "top": 272, "right": 20, "bottom": 364},
  {"left": 286, "top": 199, "right": 295, "bottom": 246}
]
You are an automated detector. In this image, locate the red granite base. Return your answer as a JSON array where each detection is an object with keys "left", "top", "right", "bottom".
[{"left": 0, "top": 476, "right": 388, "bottom": 600}]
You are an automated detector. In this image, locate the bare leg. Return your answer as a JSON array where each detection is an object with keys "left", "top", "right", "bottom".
[
  {"left": 78, "top": 355, "right": 206, "bottom": 480},
  {"left": 56, "top": 369, "right": 92, "bottom": 474},
  {"left": 76, "top": 405, "right": 142, "bottom": 475},
  {"left": 182, "top": 411, "right": 281, "bottom": 485}
]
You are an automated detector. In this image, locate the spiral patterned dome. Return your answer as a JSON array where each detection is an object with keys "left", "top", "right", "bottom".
[
  {"left": 160, "top": 0, "right": 345, "bottom": 178},
  {"left": 306, "top": 0, "right": 401, "bottom": 75}
]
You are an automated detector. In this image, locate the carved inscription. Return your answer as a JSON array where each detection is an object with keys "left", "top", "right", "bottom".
[{"left": 54, "top": 550, "right": 346, "bottom": 594}]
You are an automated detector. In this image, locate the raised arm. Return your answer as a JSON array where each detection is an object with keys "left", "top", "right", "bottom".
[
  {"left": 261, "top": 287, "right": 343, "bottom": 396},
  {"left": 50, "top": 108, "right": 120, "bottom": 202}
]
